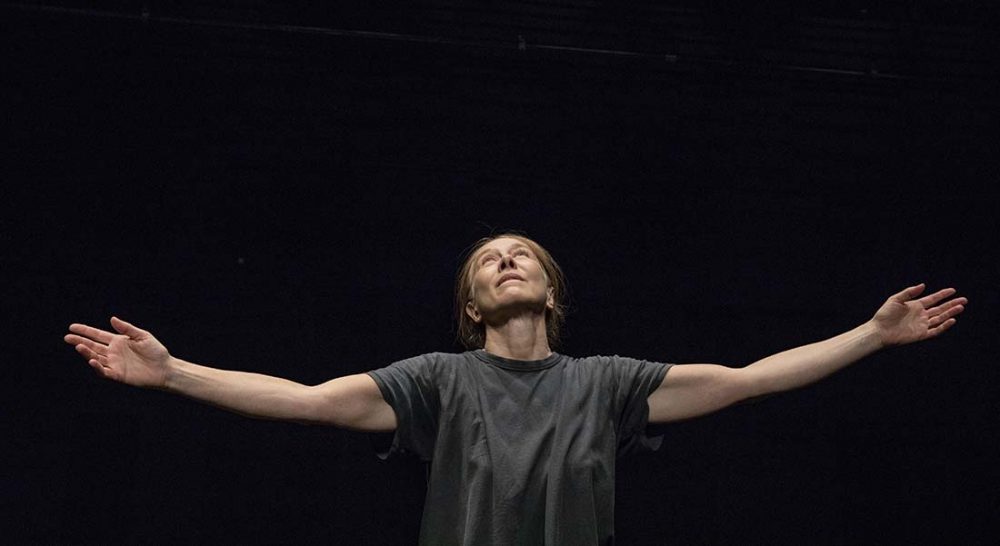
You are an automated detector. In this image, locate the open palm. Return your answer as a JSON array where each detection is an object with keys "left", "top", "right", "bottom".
[
  {"left": 64, "top": 317, "right": 171, "bottom": 388},
  {"left": 871, "top": 284, "right": 967, "bottom": 347}
]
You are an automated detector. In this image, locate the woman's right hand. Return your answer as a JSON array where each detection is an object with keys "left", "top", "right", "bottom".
[{"left": 64, "top": 317, "right": 172, "bottom": 389}]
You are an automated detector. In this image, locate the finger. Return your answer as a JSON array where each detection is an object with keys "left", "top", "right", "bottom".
[
  {"left": 927, "top": 317, "right": 957, "bottom": 338},
  {"left": 68, "top": 323, "right": 116, "bottom": 344},
  {"left": 96, "top": 360, "right": 119, "bottom": 381},
  {"left": 64, "top": 334, "right": 109, "bottom": 357},
  {"left": 890, "top": 283, "right": 925, "bottom": 303},
  {"left": 110, "top": 316, "right": 146, "bottom": 339},
  {"left": 75, "top": 343, "right": 108, "bottom": 366},
  {"left": 917, "top": 287, "right": 957, "bottom": 309},
  {"left": 929, "top": 303, "right": 966, "bottom": 326},
  {"left": 932, "top": 304, "right": 961, "bottom": 323},
  {"left": 926, "top": 297, "right": 968, "bottom": 318},
  {"left": 88, "top": 358, "right": 112, "bottom": 379}
]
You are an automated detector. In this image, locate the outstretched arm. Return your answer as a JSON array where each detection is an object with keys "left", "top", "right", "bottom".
[
  {"left": 64, "top": 317, "right": 396, "bottom": 431},
  {"left": 647, "top": 284, "right": 967, "bottom": 424}
]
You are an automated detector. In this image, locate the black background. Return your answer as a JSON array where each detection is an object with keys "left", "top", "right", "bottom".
[{"left": 3, "top": 1, "right": 998, "bottom": 544}]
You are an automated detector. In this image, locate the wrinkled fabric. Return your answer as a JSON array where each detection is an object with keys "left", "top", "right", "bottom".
[{"left": 367, "top": 350, "right": 672, "bottom": 546}]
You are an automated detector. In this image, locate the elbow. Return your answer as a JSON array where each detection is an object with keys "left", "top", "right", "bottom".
[
  {"left": 299, "top": 384, "right": 336, "bottom": 425},
  {"left": 732, "top": 367, "right": 768, "bottom": 404}
]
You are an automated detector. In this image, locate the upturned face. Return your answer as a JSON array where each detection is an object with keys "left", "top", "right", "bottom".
[{"left": 465, "top": 237, "right": 555, "bottom": 325}]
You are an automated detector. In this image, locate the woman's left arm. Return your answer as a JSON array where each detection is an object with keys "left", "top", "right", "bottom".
[{"left": 647, "top": 284, "right": 967, "bottom": 424}]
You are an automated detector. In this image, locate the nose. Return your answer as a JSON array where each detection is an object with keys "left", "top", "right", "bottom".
[{"left": 499, "top": 253, "right": 516, "bottom": 270}]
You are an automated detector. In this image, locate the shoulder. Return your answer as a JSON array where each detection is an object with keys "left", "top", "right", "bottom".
[
  {"left": 559, "top": 354, "right": 633, "bottom": 376},
  {"left": 384, "top": 351, "right": 468, "bottom": 366},
  {"left": 374, "top": 351, "right": 475, "bottom": 376},
  {"left": 368, "top": 352, "right": 475, "bottom": 393},
  {"left": 570, "top": 354, "right": 661, "bottom": 367},
  {"left": 570, "top": 354, "right": 673, "bottom": 381}
]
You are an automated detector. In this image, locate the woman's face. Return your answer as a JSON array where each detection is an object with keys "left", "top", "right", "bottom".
[{"left": 466, "top": 237, "right": 554, "bottom": 324}]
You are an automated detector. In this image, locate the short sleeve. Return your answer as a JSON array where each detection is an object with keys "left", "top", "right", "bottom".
[
  {"left": 610, "top": 356, "right": 673, "bottom": 457},
  {"left": 366, "top": 353, "right": 441, "bottom": 461}
]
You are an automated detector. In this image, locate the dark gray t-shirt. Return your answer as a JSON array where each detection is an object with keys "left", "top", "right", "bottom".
[{"left": 367, "top": 350, "right": 673, "bottom": 546}]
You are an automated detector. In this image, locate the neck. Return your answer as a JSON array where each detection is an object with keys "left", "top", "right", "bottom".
[{"left": 482, "top": 313, "right": 552, "bottom": 361}]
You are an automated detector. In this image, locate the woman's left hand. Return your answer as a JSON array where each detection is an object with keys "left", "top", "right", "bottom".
[{"left": 871, "top": 283, "right": 967, "bottom": 347}]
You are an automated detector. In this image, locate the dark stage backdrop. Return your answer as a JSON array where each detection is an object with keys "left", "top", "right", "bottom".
[{"left": 3, "top": 2, "right": 998, "bottom": 544}]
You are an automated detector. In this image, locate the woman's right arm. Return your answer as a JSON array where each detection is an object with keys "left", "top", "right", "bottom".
[{"left": 65, "top": 317, "right": 397, "bottom": 432}]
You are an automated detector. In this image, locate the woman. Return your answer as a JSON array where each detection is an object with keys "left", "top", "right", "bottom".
[{"left": 64, "top": 233, "right": 967, "bottom": 546}]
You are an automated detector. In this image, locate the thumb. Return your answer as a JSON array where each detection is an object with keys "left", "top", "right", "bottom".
[
  {"left": 889, "top": 283, "right": 925, "bottom": 303},
  {"left": 110, "top": 316, "right": 147, "bottom": 339}
]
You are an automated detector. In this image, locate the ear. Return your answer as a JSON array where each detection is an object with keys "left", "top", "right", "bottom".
[
  {"left": 546, "top": 286, "right": 555, "bottom": 310},
  {"left": 465, "top": 300, "right": 482, "bottom": 323}
]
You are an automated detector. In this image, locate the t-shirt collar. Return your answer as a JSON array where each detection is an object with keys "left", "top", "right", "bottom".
[{"left": 472, "top": 349, "right": 563, "bottom": 371}]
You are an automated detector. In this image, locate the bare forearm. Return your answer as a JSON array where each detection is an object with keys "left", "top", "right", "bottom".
[
  {"left": 742, "top": 321, "right": 883, "bottom": 398},
  {"left": 163, "top": 357, "right": 316, "bottom": 422}
]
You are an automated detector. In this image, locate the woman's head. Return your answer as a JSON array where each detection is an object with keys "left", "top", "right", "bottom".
[{"left": 455, "top": 233, "right": 567, "bottom": 349}]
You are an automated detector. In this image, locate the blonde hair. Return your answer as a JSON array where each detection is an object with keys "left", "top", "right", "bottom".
[{"left": 454, "top": 233, "right": 568, "bottom": 349}]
